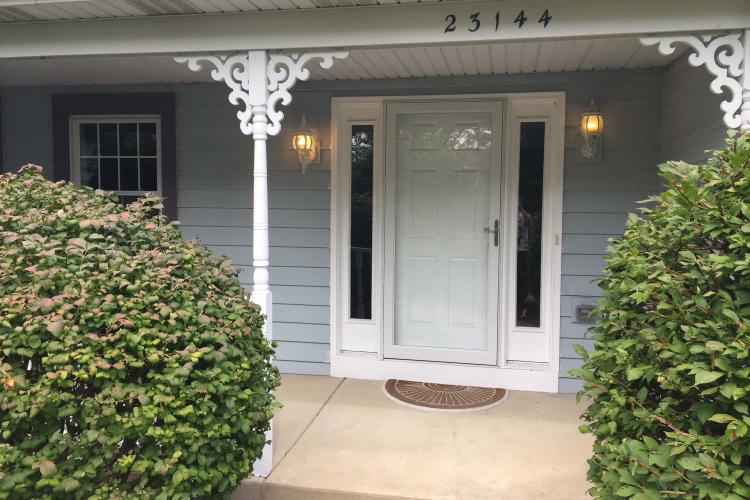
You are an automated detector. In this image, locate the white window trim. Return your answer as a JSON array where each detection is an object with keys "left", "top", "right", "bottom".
[
  {"left": 330, "top": 93, "right": 564, "bottom": 393},
  {"left": 503, "top": 97, "right": 565, "bottom": 368},
  {"left": 331, "top": 100, "right": 384, "bottom": 353},
  {"left": 69, "top": 115, "right": 162, "bottom": 197}
]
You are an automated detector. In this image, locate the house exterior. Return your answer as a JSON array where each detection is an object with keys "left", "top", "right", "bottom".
[{"left": 0, "top": 0, "right": 748, "bottom": 475}]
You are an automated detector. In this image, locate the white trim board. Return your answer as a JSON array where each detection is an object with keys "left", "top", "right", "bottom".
[
  {"left": 330, "top": 92, "right": 565, "bottom": 393},
  {"left": 334, "top": 353, "right": 558, "bottom": 393},
  {"left": 0, "top": 0, "right": 747, "bottom": 58}
]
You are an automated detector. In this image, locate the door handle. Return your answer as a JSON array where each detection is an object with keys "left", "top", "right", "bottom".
[{"left": 483, "top": 219, "right": 499, "bottom": 246}]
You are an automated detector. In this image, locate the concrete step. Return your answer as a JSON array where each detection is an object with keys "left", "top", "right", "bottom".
[{"left": 232, "top": 477, "right": 418, "bottom": 500}]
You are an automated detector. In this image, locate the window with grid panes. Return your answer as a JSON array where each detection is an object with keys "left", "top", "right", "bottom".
[{"left": 71, "top": 117, "right": 161, "bottom": 205}]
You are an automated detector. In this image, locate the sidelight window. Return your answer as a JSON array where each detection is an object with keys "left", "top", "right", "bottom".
[
  {"left": 350, "top": 125, "right": 374, "bottom": 320},
  {"left": 515, "top": 122, "right": 545, "bottom": 328}
]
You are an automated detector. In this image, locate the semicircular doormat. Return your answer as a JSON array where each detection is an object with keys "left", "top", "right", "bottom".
[{"left": 383, "top": 379, "right": 508, "bottom": 412}]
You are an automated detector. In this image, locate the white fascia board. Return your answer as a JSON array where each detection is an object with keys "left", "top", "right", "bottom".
[
  {"left": 0, "top": 0, "right": 91, "bottom": 5},
  {"left": 0, "top": 0, "right": 747, "bottom": 59}
]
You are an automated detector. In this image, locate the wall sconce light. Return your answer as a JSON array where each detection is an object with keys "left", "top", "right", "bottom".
[
  {"left": 580, "top": 99, "right": 604, "bottom": 160},
  {"left": 292, "top": 114, "right": 320, "bottom": 173}
]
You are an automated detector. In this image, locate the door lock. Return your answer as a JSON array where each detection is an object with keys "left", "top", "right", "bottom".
[{"left": 484, "top": 219, "right": 500, "bottom": 246}]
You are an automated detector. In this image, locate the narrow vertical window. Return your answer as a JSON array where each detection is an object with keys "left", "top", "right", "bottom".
[
  {"left": 350, "top": 125, "right": 374, "bottom": 319},
  {"left": 516, "top": 122, "right": 545, "bottom": 328}
]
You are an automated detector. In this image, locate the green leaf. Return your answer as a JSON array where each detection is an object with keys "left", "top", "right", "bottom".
[
  {"left": 61, "top": 478, "right": 80, "bottom": 493},
  {"left": 572, "top": 343, "right": 589, "bottom": 358},
  {"left": 698, "top": 453, "right": 715, "bottom": 468},
  {"left": 705, "top": 340, "right": 726, "bottom": 351},
  {"left": 172, "top": 469, "right": 184, "bottom": 486},
  {"left": 677, "top": 456, "right": 703, "bottom": 471},
  {"left": 131, "top": 460, "right": 151, "bottom": 473},
  {"left": 47, "top": 353, "right": 69, "bottom": 365},
  {"left": 176, "top": 405, "right": 194, "bottom": 417},
  {"left": 636, "top": 387, "right": 648, "bottom": 402},
  {"left": 615, "top": 485, "right": 638, "bottom": 497},
  {"left": 626, "top": 368, "right": 645, "bottom": 381},
  {"left": 642, "top": 436, "right": 658, "bottom": 450},
  {"left": 694, "top": 370, "right": 724, "bottom": 385},
  {"left": 723, "top": 309, "right": 740, "bottom": 323},
  {"left": 154, "top": 461, "right": 168, "bottom": 476},
  {"left": 708, "top": 414, "right": 736, "bottom": 424}
]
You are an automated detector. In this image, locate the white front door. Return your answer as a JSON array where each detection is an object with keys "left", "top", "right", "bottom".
[{"left": 384, "top": 101, "right": 502, "bottom": 365}]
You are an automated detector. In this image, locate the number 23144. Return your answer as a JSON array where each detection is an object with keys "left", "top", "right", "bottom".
[{"left": 444, "top": 9, "right": 551, "bottom": 33}]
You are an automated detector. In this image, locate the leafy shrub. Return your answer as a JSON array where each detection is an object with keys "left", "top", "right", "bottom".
[
  {"left": 574, "top": 133, "right": 750, "bottom": 499},
  {"left": 0, "top": 165, "right": 279, "bottom": 499}
]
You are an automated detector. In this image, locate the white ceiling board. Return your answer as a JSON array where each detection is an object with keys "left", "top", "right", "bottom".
[
  {"left": 0, "top": 0, "right": 453, "bottom": 21},
  {"left": 392, "top": 48, "right": 424, "bottom": 78},
  {"left": 520, "top": 42, "right": 539, "bottom": 73},
  {"left": 473, "top": 45, "right": 492, "bottom": 75},
  {"left": 488, "top": 44, "right": 506, "bottom": 74},
  {"left": 407, "top": 47, "right": 439, "bottom": 78},
  {"left": 564, "top": 40, "right": 594, "bottom": 72},
  {"left": 362, "top": 49, "right": 401, "bottom": 79},
  {"left": 376, "top": 48, "right": 412, "bottom": 78},
  {"left": 546, "top": 41, "right": 573, "bottom": 73},
  {"left": 424, "top": 47, "right": 451, "bottom": 77},
  {"left": 535, "top": 42, "right": 555, "bottom": 73},
  {"left": 505, "top": 43, "right": 523, "bottom": 74},
  {"left": 456, "top": 45, "right": 477, "bottom": 76},
  {"left": 0, "top": 38, "right": 685, "bottom": 86}
]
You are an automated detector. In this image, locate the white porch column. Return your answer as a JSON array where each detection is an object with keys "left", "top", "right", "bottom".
[
  {"left": 743, "top": 29, "right": 750, "bottom": 131},
  {"left": 248, "top": 50, "right": 272, "bottom": 330},
  {"left": 641, "top": 29, "right": 750, "bottom": 131},
  {"left": 175, "top": 48, "right": 347, "bottom": 477}
]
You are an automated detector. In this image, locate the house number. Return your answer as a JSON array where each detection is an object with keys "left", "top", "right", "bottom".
[{"left": 444, "top": 9, "right": 551, "bottom": 33}]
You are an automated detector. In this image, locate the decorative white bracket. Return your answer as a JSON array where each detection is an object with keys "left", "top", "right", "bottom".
[
  {"left": 640, "top": 30, "right": 750, "bottom": 131},
  {"left": 175, "top": 50, "right": 348, "bottom": 136}
]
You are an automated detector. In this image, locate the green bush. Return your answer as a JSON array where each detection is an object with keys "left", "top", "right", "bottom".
[
  {"left": 574, "top": 133, "right": 750, "bottom": 499},
  {"left": 0, "top": 165, "right": 279, "bottom": 499}
]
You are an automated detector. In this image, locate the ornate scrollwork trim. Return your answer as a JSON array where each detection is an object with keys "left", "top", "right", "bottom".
[
  {"left": 266, "top": 51, "right": 348, "bottom": 136},
  {"left": 174, "top": 54, "right": 254, "bottom": 135},
  {"left": 175, "top": 50, "right": 348, "bottom": 137},
  {"left": 640, "top": 32, "right": 746, "bottom": 129}
]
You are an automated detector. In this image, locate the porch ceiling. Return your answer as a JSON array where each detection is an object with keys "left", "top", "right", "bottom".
[
  {"left": 0, "top": 0, "right": 436, "bottom": 22},
  {"left": 0, "top": 37, "right": 684, "bottom": 86},
  {"left": 0, "top": 0, "right": 434, "bottom": 22}
]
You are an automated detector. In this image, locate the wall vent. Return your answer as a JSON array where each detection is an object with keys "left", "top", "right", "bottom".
[{"left": 574, "top": 303, "right": 597, "bottom": 324}]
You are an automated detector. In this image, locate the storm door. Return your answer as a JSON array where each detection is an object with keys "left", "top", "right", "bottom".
[{"left": 383, "top": 101, "right": 503, "bottom": 365}]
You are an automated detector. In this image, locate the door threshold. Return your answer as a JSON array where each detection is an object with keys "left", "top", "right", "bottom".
[{"left": 331, "top": 352, "right": 558, "bottom": 392}]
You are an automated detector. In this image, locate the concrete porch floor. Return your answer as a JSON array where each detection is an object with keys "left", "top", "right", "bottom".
[{"left": 233, "top": 375, "right": 593, "bottom": 500}]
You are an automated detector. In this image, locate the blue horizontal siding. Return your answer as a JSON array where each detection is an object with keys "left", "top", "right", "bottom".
[{"left": 0, "top": 67, "right": 692, "bottom": 387}]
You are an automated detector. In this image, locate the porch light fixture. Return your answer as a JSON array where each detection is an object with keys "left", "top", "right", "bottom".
[
  {"left": 292, "top": 114, "right": 319, "bottom": 173},
  {"left": 580, "top": 99, "right": 604, "bottom": 160}
]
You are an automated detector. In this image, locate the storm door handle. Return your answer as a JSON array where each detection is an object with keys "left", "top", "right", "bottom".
[{"left": 483, "top": 219, "right": 499, "bottom": 246}]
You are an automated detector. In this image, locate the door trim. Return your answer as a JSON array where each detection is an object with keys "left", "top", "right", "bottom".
[
  {"left": 330, "top": 92, "right": 565, "bottom": 392},
  {"left": 382, "top": 99, "right": 503, "bottom": 365}
]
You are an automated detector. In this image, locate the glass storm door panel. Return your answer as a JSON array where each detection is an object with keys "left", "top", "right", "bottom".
[{"left": 384, "top": 101, "right": 502, "bottom": 365}]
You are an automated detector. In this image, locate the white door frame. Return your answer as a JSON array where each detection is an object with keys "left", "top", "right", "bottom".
[
  {"left": 330, "top": 92, "right": 565, "bottom": 393},
  {"left": 382, "top": 99, "right": 503, "bottom": 365}
]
